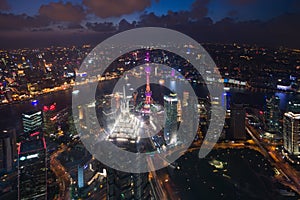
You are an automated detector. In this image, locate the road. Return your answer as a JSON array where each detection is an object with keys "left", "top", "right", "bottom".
[
  {"left": 147, "top": 156, "right": 169, "bottom": 200},
  {"left": 246, "top": 123, "right": 300, "bottom": 195},
  {"left": 50, "top": 144, "right": 71, "bottom": 200}
]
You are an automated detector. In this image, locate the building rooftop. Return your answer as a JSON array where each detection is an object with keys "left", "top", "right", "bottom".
[{"left": 19, "top": 138, "right": 46, "bottom": 154}]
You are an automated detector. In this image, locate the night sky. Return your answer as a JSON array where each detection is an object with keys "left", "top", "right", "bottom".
[{"left": 0, "top": 0, "right": 299, "bottom": 48}]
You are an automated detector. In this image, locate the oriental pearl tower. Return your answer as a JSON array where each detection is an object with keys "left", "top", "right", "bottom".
[
  {"left": 143, "top": 52, "right": 153, "bottom": 113},
  {"left": 133, "top": 52, "right": 163, "bottom": 130},
  {"left": 145, "top": 53, "right": 152, "bottom": 104},
  {"left": 135, "top": 52, "right": 162, "bottom": 118}
]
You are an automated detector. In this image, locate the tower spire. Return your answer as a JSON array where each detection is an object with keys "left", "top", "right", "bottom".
[{"left": 145, "top": 52, "right": 152, "bottom": 105}]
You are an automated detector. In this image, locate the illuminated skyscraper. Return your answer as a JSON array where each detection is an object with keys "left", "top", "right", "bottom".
[
  {"left": 22, "top": 111, "right": 43, "bottom": 134},
  {"left": 181, "top": 96, "right": 198, "bottom": 143},
  {"left": 18, "top": 138, "right": 47, "bottom": 200},
  {"left": 287, "top": 100, "right": 300, "bottom": 113},
  {"left": 0, "top": 128, "right": 16, "bottom": 172},
  {"left": 144, "top": 65, "right": 152, "bottom": 106},
  {"left": 265, "top": 95, "right": 281, "bottom": 131},
  {"left": 107, "top": 169, "right": 150, "bottom": 200},
  {"left": 230, "top": 104, "right": 246, "bottom": 140},
  {"left": 43, "top": 103, "right": 57, "bottom": 137},
  {"left": 283, "top": 112, "right": 300, "bottom": 155},
  {"left": 164, "top": 93, "right": 178, "bottom": 145},
  {"left": 78, "top": 164, "right": 84, "bottom": 189}
]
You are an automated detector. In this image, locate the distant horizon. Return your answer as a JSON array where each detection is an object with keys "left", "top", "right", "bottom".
[
  {"left": 0, "top": 24, "right": 299, "bottom": 50},
  {"left": 0, "top": 0, "right": 300, "bottom": 49}
]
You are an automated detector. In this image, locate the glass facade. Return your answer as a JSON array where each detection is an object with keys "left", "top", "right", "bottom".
[
  {"left": 283, "top": 112, "right": 300, "bottom": 155},
  {"left": 164, "top": 93, "right": 178, "bottom": 145},
  {"left": 18, "top": 138, "right": 47, "bottom": 200}
]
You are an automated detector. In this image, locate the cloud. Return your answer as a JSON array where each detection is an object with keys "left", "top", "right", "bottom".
[
  {"left": 118, "top": 19, "right": 136, "bottom": 31},
  {"left": 228, "top": 0, "right": 257, "bottom": 5},
  {"left": 137, "top": 11, "right": 300, "bottom": 48},
  {"left": 83, "top": 0, "right": 153, "bottom": 18},
  {"left": 0, "top": 13, "right": 51, "bottom": 30},
  {"left": 0, "top": 0, "right": 299, "bottom": 49},
  {"left": 39, "top": 2, "right": 86, "bottom": 22},
  {"left": 0, "top": 0, "right": 10, "bottom": 11},
  {"left": 228, "top": 10, "right": 239, "bottom": 17},
  {"left": 86, "top": 22, "right": 116, "bottom": 32},
  {"left": 190, "top": 0, "right": 210, "bottom": 19}
]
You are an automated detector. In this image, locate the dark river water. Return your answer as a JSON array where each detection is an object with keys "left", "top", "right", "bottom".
[{"left": 0, "top": 79, "right": 299, "bottom": 134}]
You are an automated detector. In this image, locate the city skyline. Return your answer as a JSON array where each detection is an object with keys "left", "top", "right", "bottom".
[
  {"left": 0, "top": 43, "right": 299, "bottom": 199},
  {"left": 0, "top": 1, "right": 300, "bottom": 200},
  {"left": 0, "top": 0, "right": 299, "bottom": 48}
]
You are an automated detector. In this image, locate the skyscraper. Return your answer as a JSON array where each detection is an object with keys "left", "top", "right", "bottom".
[
  {"left": 78, "top": 164, "right": 84, "bottom": 189},
  {"left": 164, "top": 93, "right": 178, "bottom": 145},
  {"left": 0, "top": 128, "right": 16, "bottom": 172},
  {"left": 181, "top": 95, "right": 198, "bottom": 143},
  {"left": 230, "top": 104, "right": 246, "bottom": 140},
  {"left": 287, "top": 100, "right": 300, "bottom": 113},
  {"left": 107, "top": 169, "right": 151, "bottom": 200},
  {"left": 18, "top": 137, "right": 47, "bottom": 200},
  {"left": 265, "top": 95, "right": 281, "bottom": 132},
  {"left": 283, "top": 112, "right": 300, "bottom": 155},
  {"left": 43, "top": 103, "right": 57, "bottom": 137},
  {"left": 22, "top": 111, "right": 43, "bottom": 134}
]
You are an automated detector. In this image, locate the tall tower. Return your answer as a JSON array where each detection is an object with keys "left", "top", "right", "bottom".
[
  {"left": 145, "top": 65, "right": 152, "bottom": 105},
  {"left": 18, "top": 137, "right": 47, "bottom": 200},
  {"left": 230, "top": 104, "right": 246, "bottom": 140},
  {"left": 164, "top": 93, "right": 178, "bottom": 145},
  {"left": 283, "top": 112, "right": 300, "bottom": 155},
  {"left": 0, "top": 128, "right": 17, "bottom": 172},
  {"left": 43, "top": 103, "right": 57, "bottom": 137},
  {"left": 265, "top": 95, "right": 281, "bottom": 132}
]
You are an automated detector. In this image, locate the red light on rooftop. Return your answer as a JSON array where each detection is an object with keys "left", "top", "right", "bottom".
[
  {"left": 259, "top": 111, "right": 264, "bottom": 115},
  {"left": 43, "top": 106, "right": 49, "bottom": 111},
  {"left": 49, "top": 104, "right": 56, "bottom": 111}
]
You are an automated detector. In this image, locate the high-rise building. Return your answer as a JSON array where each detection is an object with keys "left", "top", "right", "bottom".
[
  {"left": 0, "top": 128, "right": 16, "bottom": 172},
  {"left": 78, "top": 164, "right": 84, "bottom": 189},
  {"left": 107, "top": 169, "right": 150, "bottom": 200},
  {"left": 18, "top": 137, "right": 47, "bottom": 200},
  {"left": 222, "top": 92, "right": 231, "bottom": 111},
  {"left": 283, "top": 112, "right": 300, "bottom": 155},
  {"left": 230, "top": 104, "right": 246, "bottom": 140},
  {"left": 22, "top": 111, "right": 43, "bottom": 134},
  {"left": 164, "top": 93, "right": 178, "bottom": 145},
  {"left": 43, "top": 103, "right": 57, "bottom": 137},
  {"left": 287, "top": 100, "right": 300, "bottom": 113},
  {"left": 106, "top": 143, "right": 151, "bottom": 200},
  {"left": 265, "top": 95, "right": 281, "bottom": 132},
  {"left": 181, "top": 96, "right": 198, "bottom": 143},
  {"left": 104, "top": 137, "right": 151, "bottom": 200}
]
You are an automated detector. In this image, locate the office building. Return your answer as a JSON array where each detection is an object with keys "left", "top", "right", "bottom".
[
  {"left": 287, "top": 100, "right": 300, "bottom": 113},
  {"left": 0, "top": 128, "right": 16, "bottom": 172},
  {"left": 43, "top": 103, "right": 57, "bottom": 137},
  {"left": 78, "top": 164, "right": 84, "bottom": 189},
  {"left": 107, "top": 169, "right": 150, "bottom": 200},
  {"left": 265, "top": 95, "right": 281, "bottom": 131},
  {"left": 22, "top": 111, "right": 43, "bottom": 134},
  {"left": 18, "top": 138, "right": 47, "bottom": 200},
  {"left": 164, "top": 93, "right": 178, "bottom": 145},
  {"left": 283, "top": 112, "right": 300, "bottom": 155},
  {"left": 230, "top": 104, "right": 246, "bottom": 140}
]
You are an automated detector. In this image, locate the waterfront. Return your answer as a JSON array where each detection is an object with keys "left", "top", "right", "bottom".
[{"left": 1, "top": 79, "right": 299, "bottom": 134}]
